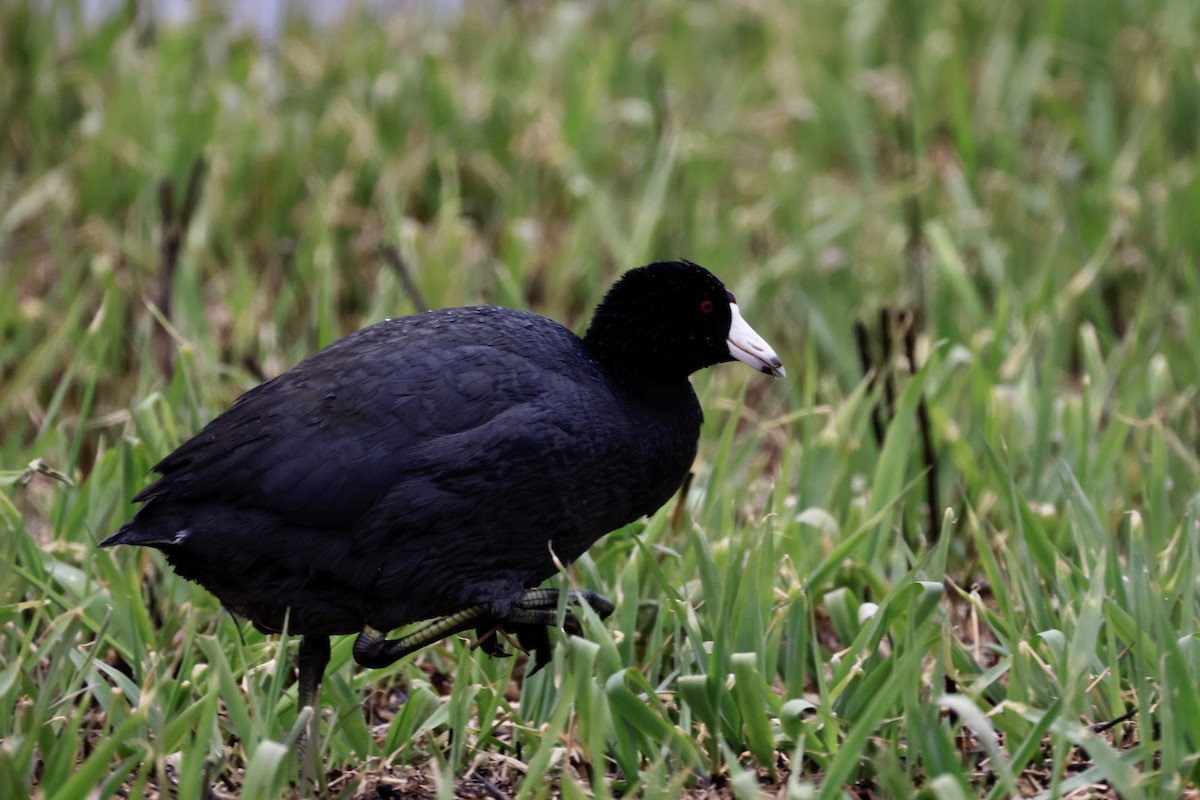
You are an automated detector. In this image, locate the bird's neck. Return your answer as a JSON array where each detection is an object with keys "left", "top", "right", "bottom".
[{"left": 583, "top": 311, "right": 691, "bottom": 390}]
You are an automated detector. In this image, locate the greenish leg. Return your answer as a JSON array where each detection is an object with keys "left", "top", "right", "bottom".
[
  {"left": 350, "top": 588, "right": 615, "bottom": 669},
  {"left": 353, "top": 606, "right": 486, "bottom": 668}
]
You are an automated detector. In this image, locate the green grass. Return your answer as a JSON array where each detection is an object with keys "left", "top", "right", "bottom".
[{"left": 3, "top": 0, "right": 1200, "bottom": 796}]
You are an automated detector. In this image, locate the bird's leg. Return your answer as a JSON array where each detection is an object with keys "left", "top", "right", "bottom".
[
  {"left": 296, "top": 634, "right": 330, "bottom": 794},
  {"left": 352, "top": 606, "right": 487, "bottom": 669},
  {"left": 349, "top": 588, "right": 616, "bottom": 670}
]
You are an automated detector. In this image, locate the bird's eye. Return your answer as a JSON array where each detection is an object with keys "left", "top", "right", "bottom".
[{"left": 699, "top": 299, "right": 715, "bottom": 314}]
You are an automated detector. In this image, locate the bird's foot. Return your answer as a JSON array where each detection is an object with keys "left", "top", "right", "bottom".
[{"left": 475, "top": 588, "right": 615, "bottom": 673}]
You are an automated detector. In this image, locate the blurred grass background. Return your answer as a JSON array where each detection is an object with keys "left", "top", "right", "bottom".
[{"left": 3, "top": 0, "right": 1200, "bottom": 797}]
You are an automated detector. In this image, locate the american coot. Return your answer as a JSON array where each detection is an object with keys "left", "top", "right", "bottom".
[{"left": 101, "top": 260, "right": 783, "bottom": 725}]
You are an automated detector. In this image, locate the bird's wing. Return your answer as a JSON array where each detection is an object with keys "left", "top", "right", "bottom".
[{"left": 132, "top": 319, "right": 587, "bottom": 528}]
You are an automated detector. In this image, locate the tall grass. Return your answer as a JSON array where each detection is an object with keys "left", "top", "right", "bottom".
[{"left": 3, "top": 0, "right": 1199, "bottom": 796}]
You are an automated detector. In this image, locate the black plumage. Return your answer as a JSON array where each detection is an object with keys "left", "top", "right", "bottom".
[{"left": 101, "top": 259, "right": 783, "bottom": 723}]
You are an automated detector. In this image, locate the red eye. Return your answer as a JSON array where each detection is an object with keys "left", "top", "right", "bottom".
[{"left": 699, "top": 299, "right": 715, "bottom": 314}]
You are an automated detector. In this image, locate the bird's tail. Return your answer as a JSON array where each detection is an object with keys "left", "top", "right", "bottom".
[{"left": 99, "top": 509, "right": 183, "bottom": 548}]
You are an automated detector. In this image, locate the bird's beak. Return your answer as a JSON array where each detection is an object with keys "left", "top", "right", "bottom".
[{"left": 727, "top": 303, "right": 785, "bottom": 378}]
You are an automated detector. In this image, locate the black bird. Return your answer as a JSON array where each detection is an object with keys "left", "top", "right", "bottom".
[{"left": 101, "top": 259, "right": 783, "bottom": 732}]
